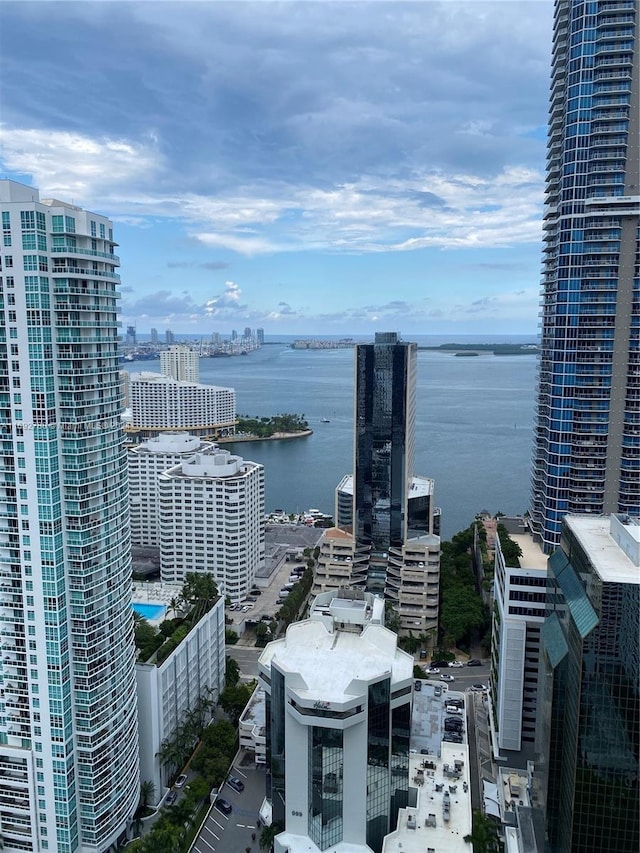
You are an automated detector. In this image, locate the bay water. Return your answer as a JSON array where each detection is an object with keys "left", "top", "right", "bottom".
[{"left": 124, "top": 336, "right": 538, "bottom": 540}]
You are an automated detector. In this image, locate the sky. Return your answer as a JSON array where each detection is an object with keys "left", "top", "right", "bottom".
[{"left": 0, "top": 0, "right": 553, "bottom": 337}]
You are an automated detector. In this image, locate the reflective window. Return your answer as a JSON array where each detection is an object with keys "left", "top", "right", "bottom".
[{"left": 308, "top": 726, "right": 344, "bottom": 850}]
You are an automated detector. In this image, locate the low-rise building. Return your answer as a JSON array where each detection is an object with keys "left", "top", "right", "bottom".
[
  {"left": 135, "top": 591, "right": 225, "bottom": 805},
  {"left": 239, "top": 686, "right": 267, "bottom": 764}
]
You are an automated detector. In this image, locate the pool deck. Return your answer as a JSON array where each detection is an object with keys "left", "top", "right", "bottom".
[{"left": 131, "top": 581, "right": 184, "bottom": 624}]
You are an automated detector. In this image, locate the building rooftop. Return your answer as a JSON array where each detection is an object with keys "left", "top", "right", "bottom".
[
  {"left": 130, "top": 432, "right": 212, "bottom": 455},
  {"left": 565, "top": 514, "right": 640, "bottom": 582},
  {"left": 383, "top": 747, "right": 472, "bottom": 853},
  {"left": 239, "top": 686, "right": 266, "bottom": 734},
  {"left": 259, "top": 619, "right": 413, "bottom": 704},
  {"left": 130, "top": 371, "right": 233, "bottom": 392},
  {"left": 509, "top": 533, "right": 547, "bottom": 571}
]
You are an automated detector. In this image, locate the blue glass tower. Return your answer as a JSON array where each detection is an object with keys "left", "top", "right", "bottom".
[{"left": 530, "top": 0, "right": 639, "bottom": 552}]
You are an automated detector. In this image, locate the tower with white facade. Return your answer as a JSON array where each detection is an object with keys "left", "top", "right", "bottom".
[
  {"left": 259, "top": 589, "right": 414, "bottom": 853},
  {"left": 0, "top": 180, "right": 139, "bottom": 853},
  {"left": 127, "top": 372, "right": 236, "bottom": 440},
  {"left": 158, "top": 448, "right": 265, "bottom": 601},
  {"left": 128, "top": 432, "right": 216, "bottom": 546},
  {"left": 160, "top": 344, "right": 199, "bottom": 383}
]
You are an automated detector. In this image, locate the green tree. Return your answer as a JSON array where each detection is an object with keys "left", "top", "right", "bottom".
[
  {"left": 463, "top": 809, "right": 502, "bottom": 852},
  {"left": 140, "top": 779, "right": 155, "bottom": 808},
  {"left": 225, "top": 656, "right": 241, "bottom": 687},
  {"left": 259, "top": 822, "right": 284, "bottom": 851}
]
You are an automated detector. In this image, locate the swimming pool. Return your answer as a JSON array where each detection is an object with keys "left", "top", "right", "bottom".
[{"left": 132, "top": 602, "right": 166, "bottom": 621}]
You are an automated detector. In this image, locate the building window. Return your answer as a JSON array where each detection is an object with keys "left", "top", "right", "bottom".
[{"left": 308, "top": 726, "right": 344, "bottom": 849}]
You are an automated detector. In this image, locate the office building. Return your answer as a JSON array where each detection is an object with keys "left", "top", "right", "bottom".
[
  {"left": 125, "top": 324, "right": 136, "bottom": 346},
  {"left": 323, "top": 334, "right": 441, "bottom": 636},
  {"left": 135, "top": 591, "right": 225, "bottom": 805},
  {"left": 165, "top": 329, "right": 174, "bottom": 345},
  {"left": 534, "top": 514, "right": 640, "bottom": 852},
  {"left": 490, "top": 526, "right": 547, "bottom": 760},
  {"left": 160, "top": 344, "right": 199, "bottom": 383},
  {"left": 258, "top": 589, "right": 414, "bottom": 853},
  {"left": 0, "top": 180, "right": 139, "bottom": 852},
  {"left": 530, "top": 0, "right": 640, "bottom": 552},
  {"left": 158, "top": 448, "right": 265, "bottom": 601},
  {"left": 150, "top": 327, "right": 158, "bottom": 345},
  {"left": 256, "top": 327, "right": 265, "bottom": 345},
  {"left": 127, "top": 371, "right": 236, "bottom": 439},
  {"left": 128, "top": 432, "right": 216, "bottom": 546}
]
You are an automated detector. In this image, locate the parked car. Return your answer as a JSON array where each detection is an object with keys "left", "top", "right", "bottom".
[
  {"left": 440, "top": 674, "right": 454, "bottom": 682},
  {"left": 446, "top": 705, "right": 463, "bottom": 715},
  {"left": 467, "top": 659, "right": 483, "bottom": 667},
  {"left": 227, "top": 776, "right": 245, "bottom": 793},
  {"left": 431, "top": 660, "right": 450, "bottom": 668},
  {"left": 426, "top": 668, "right": 440, "bottom": 675},
  {"left": 434, "top": 686, "right": 442, "bottom": 697},
  {"left": 215, "top": 798, "right": 233, "bottom": 815},
  {"left": 444, "top": 732, "right": 463, "bottom": 743},
  {"left": 419, "top": 650, "right": 428, "bottom": 660},
  {"left": 448, "top": 661, "right": 464, "bottom": 668},
  {"left": 165, "top": 790, "right": 178, "bottom": 805},
  {"left": 175, "top": 774, "right": 188, "bottom": 788},
  {"left": 414, "top": 680, "right": 422, "bottom": 692},
  {"left": 471, "top": 683, "right": 488, "bottom": 691}
]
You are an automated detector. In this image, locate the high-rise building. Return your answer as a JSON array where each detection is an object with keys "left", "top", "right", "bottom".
[
  {"left": 125, "top": 324, "right": 136, "bottom": 346},
  {"left": 128, "top": 432, "right": 216, "bottom": 546},
  {"left": 165, "top": 329, "right": 174, "bottom": 345},
  {"left": 258, "top": 589, "right": 414, "bottom": 853},
  {"left": 0, "top": 180, "right": 139, "bottom": 852},
  {"left": 318, "top": 333, "right": 440, "bottom": 636},
  {"left": 150, "top": 327, "right": 158, "bottom": 345},
  {"left": 158, "top": 448, "right": 265, "bottom": 601},
  {"left": 160, "top": 344, "right": 199, "bottom": 382},
  {"left": 530, "top": 0, "right": 639, "bottom": 553},
  {"left": 126, "top": 371, "right": 236, "bottom": 439},
  {"left": 256, "top": 327, "right": 265, "bottom": 345},
  {"left": 534, "top": 513, "right": 639, "bottom": 852}
]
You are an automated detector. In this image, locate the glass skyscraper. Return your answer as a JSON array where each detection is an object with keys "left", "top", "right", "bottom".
[
  {"left": 535, "top": 514, "right": 639, "bottom": 852},
  {"left": 0, "top": 180, "right": 139, "bottom": 852},
  {"left": 354, "top": 332, "right": 417, "bottom": 589},
  {"left": 530, "top": 0, "right": 639, "bottom": 552}
]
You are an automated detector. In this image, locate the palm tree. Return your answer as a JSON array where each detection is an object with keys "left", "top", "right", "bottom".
[
  {"left": 463, "top": 809, "right": 502, "bottom": 852},
  {"left": 140, "top": 779, "right": 156, "bottom": 809}
]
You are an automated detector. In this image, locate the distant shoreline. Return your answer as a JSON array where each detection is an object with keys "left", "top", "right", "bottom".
[{"left": 218, "top": 429, "right": 314, "bottom": 444}]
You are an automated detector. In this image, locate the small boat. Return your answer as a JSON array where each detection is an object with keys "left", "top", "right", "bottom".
[{"left": 320, "top": 418, "right": 330, "bottom": 423}]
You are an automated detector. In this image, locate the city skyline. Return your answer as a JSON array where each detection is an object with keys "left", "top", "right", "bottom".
[{"left": 0, "top": 1, "right": 553, "bottom": 335}]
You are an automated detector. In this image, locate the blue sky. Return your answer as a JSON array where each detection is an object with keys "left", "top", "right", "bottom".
[{"left": 0, "top": 0, "right": 553, "bottom": 336}]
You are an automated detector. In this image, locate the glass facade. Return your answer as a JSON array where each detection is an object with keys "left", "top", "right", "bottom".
[
  {"left": 267, "top": 666, "right": 286, "bottom": 828},
  {"left": 366, "top": 678, "right": 391, "bottom": 853},
  {"left": 537, "top": 526, "right": 640, "bottom": 852},
  {"left": 390, "top": 702, "right": 410, "bottom": 822},
  {"left": 531, "top": 0, "right": 640, "bottom": 552},
  {"left": 355, "top": 333, "right": 416, "bottom": 577},
  {"left": 308, "top": 726, "right": 344, "bottom": 850}
]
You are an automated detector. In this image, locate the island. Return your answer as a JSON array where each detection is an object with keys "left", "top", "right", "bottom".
[
  {"left": 219, "top": 413, "right": 313, "bottom": 443},
  {"left": 420, "top": 343, "right": 539, "bottom": 356}
]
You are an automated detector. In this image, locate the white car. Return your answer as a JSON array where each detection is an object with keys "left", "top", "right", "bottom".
[
  {"left": 440, "top": 673, "right": 455, "bottom": 682},
  {"left": 426, "top": 668, "right": 440, "bottom": 675},
  {"left": 448, "top": 661, "right": 464, "bottom": 668}
]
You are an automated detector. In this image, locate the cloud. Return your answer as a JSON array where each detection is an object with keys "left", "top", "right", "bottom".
[
  {"left": 167, "top": 260, "right": 230, "bottom": 270},
  {"left": 0, "top": 2, "right": 551, "bottom": 256},
  {"left": 205, "top": 281, "right": 247, "bottom": 315}
]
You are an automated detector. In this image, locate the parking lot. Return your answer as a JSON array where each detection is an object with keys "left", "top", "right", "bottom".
[{"left": 191, "top": 760, "right": 266, "bottom": 853}]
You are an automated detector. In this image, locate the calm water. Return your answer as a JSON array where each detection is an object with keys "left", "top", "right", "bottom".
[{"left": 124, "top": 338, "right": 538, "bottom": 540}]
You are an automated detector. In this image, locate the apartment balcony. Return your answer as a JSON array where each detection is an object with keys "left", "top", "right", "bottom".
[
  {"left": 51, "top": 246, "right": 120, "bottom": 264},
  {"left": 52, "top": 265, "right": 120, "bottom": 281}
]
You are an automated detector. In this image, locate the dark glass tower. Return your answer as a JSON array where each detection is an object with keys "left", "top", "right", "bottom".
[
  {"left": 534, "top": 514, "right": 639, "bottom": 852},
  {"left": 354, "top": 332, "right": 416, "bottom": 588},
  {"left": 530, "top": 0, "right": 640, "bottom": 553}
]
